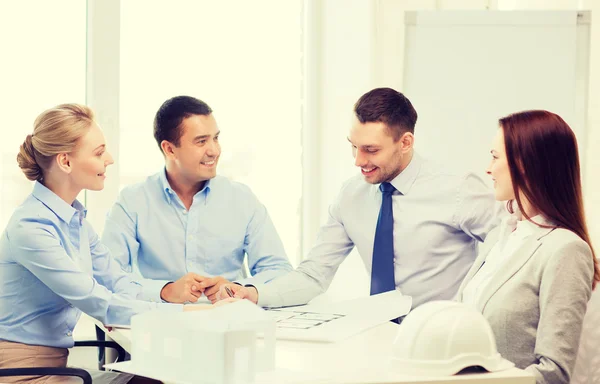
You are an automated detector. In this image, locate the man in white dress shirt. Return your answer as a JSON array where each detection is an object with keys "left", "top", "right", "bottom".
[{"left": 217, "top": 87, "right": 500, "bottom": 308}]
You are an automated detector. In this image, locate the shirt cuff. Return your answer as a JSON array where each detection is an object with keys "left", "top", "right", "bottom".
[
  {"left": 234, "top": 278, "right": 251, "bottom": 286},
  {"left": 141, "top": 279, "right": 171, "bottom": 303},
  {"left": 248, "top": 283, "right": 282, "bottom": 308}
]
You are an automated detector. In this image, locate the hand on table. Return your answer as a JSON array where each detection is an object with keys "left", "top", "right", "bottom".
[
  {"left": 197, "top": 276, "right": 232, "bottom": 303},
  {"left": 216, "top": 284, "right": 259, "bottom": 304},
  {"left": 160, "top": 272, "right": 206, "bottom": 303}
]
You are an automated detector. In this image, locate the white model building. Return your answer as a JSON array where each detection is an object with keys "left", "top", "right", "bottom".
[{"left": 129, "top": 300, "right": 276, "bottom": 384}]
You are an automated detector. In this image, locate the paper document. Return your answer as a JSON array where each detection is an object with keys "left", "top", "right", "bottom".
[
  {"left": 268, "top": 308, "right": 346, "bottom": 330},
  {"left": 266, "top": 290, "right": 411, "bottom": 342}
]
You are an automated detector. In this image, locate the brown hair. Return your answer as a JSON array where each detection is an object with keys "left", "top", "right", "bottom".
[
  {"left": 354, "top": 87, "right": 418, "bottom": 141},
  {"left": 17, "top": 104, "right": 95, "bottom": 181},
  {"left": 153, "top": 96, "right": 213, "bottom": 151},
  {"left": 500, "top": 110, "right": 599, "bottom": 289}
]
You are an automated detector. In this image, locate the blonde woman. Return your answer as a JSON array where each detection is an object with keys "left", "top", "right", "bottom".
[{"left": 0, "top": 104, "right": 225, "bottom": 383}]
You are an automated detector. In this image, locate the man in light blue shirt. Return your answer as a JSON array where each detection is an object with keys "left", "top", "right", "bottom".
[
  {"left": 218, "top": 88, "right": 500, "bottom": 308},
  {"left": 102, "top": 96, "right": 292, "bottom": 304}
]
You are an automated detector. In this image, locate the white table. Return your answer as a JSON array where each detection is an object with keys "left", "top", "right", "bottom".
[{"left": 100, "top": 321, "right": 534, "bottom": 384}]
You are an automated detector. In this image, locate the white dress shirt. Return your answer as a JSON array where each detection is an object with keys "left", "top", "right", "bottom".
[
  {"left": 252, "top": 152, "right": 501, "bottom": 308},
  {"left": 462, "top": 211, "right": 542, "bottom": 306}
]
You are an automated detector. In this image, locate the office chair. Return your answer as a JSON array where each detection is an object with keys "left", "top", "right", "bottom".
[
  {"left": 76, "top": 332, "right": 127, "bottom": 368},
  {"left": 0, "top": 367, "right": 92, "bottom": 384},
  {"left": 93, "top": 325, "right": 129, "bottom": 370},
  {"left": 0, "top": 334, "right": 126, "bottom": 383}
]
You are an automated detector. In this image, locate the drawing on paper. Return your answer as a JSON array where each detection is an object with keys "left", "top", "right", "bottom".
[{"left": 266, "top": 309, "right": 345, "bottom": 330}]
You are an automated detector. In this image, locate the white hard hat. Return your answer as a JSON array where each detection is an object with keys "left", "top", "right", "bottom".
[{"left": 389, "top": 300, "right": 514, "bottom": 376}]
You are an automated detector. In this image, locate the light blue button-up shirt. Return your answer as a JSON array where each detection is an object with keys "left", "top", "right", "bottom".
[
  {"left": 254, "top": 153, "right": 501, "bottom": 308},
  {"left": 101, "top": 170, "right": 293, "bottom": 302},
  {"left": 0, "top": 182, "right": 181, "bottom": 348}
]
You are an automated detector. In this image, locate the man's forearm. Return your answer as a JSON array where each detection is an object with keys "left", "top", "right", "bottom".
[{"left": 251, "top": 270, "right": 324, "bottom": 308}]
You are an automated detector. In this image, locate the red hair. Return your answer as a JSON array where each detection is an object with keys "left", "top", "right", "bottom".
[{"left": 500, "top": 110, "right": 599, "bottom": 289}]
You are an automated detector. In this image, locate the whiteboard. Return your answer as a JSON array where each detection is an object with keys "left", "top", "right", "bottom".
[{"left": 402, "top": 10, "right": 590, "bottom": 180}]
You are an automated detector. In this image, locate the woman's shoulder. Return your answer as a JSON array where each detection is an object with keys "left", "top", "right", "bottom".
[
  {"left": 540, "top": 227, "right": 591, "bottom": 254},
  {"left": 537, "top": 227, "right": 593, "bottom": 277},
  {"left": 6, "top": 196, "right": 62, "bottom": 238}
]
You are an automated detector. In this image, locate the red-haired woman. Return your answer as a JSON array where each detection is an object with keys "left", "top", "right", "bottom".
[{"left": 455, "top": 110, "right": 599, "bottom": 384}]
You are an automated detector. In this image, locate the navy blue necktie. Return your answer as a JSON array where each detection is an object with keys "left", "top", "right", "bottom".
[{"left": 370, "top": 182, "right": 396, "bottom": 295}]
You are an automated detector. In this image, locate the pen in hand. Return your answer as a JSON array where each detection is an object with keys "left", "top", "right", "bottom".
[{"left": 224, "top": 286, "right": 235, "bottom": 298}]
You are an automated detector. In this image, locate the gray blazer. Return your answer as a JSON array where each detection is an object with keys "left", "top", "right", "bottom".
[{"left": 455, "top": 221, "right": 594, "bottom": 384}]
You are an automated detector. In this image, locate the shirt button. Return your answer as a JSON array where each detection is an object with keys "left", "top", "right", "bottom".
[
  {"left": 67, "top": 331, "right": 72, "bottom": 336},
  {"left": 182, "top": 210, "right": 188, "bottom": 215}
]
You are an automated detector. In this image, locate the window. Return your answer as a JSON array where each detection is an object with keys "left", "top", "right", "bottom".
[
  {"left": 0, "top": 0, "right": 86, "bottom": 230},
  {"left": 117, "top": 1, "right": 304, "bottom": 263}
]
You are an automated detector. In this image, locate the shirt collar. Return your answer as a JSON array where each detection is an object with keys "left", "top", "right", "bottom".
[
  {"left": 32, "top": 181, "right": 87, "bottom": 225},
  {"left": 517, "top": 214, "right": 554, "bottom": 235},
  {"left": 159, "top": 167, "right": 174, "bottom": 201},
  {"left": 387, "top": 152, "right": 422, "bottom": 195},
  {"left": 504, "top": 205, "right": 554, "bottom": 237},
  {"left": 159, "top": 167, "right": 213, "bottom": 204}
]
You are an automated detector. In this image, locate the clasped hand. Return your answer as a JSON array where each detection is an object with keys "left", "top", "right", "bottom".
[{"left": 160, "top": 273, "right": 232, "bottom": 303}]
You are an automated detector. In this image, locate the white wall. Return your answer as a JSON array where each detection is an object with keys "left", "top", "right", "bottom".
[
  {"left": 304, "top": 0, "right": 377, "bottom": 299},
  {"left": 373, "top": 0, "right": 600, "bottom": 244},
  {"left": 315, "top": 0, "right": 600, "bottom": 300},
  {"left": 85, "top": 0, "right": 121, "bottom": 232}
]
